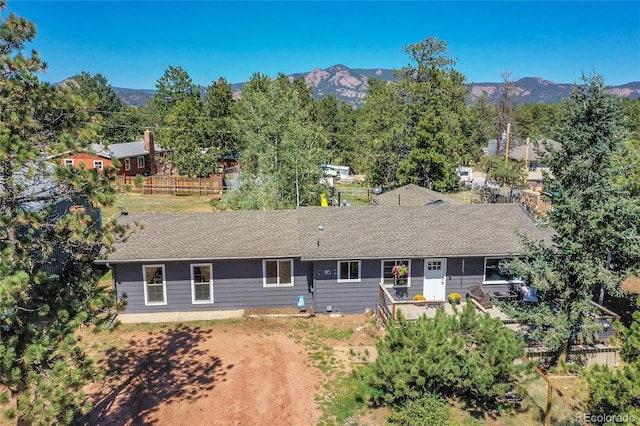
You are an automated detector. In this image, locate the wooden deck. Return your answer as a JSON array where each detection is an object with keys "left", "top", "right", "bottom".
[
  {"left": 377, "top": 283, "right": 463, "bottom": 323},
  {"left": 376, "top": 283, "right": 620, "bottom": 366},
  {"left": 396, "top": 301, "right": 462, "bottom": 320}
]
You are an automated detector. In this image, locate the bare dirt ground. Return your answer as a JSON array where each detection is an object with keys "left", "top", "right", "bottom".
[{"left": 78, "top": 314, "right": 378, "bottom": 426}]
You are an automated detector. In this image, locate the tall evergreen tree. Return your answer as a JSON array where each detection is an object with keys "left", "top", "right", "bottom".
[
  {"left": 355, "top": 78, "right": 412, "bottom": 187},
  {"left": 149, "top": 65, "right": 198, "bottom": 116},
  {"left": 201, "top": 77, "right": 236, "bottom": 153},
  {"left": 313, "top": 94, "right": 359, "bottom": 166},
  {"left": 159, "top": 96, "right": 219, "bottom": 177},
  {"left": 0, "top": 2, "right": 128, "bottom": 423},
  {"left": 395, "top": 38, "right": 474, "bottom": 192},
  {"left": 358, "top": 37, "right": 474, "bottom": 191},
  {"left": 508, "top": 75, "right": 640, "bottom": 362},
  {"left": 150, "top": 66, "right": 225, "bottom": 177},
  {"left": 66, "top": 71, "right": 142, "bottom": 144}
]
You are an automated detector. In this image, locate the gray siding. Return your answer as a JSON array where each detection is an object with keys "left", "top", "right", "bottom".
[
  {"left": 112, "top": 255, "right": 513, "bottom": 315},
  {"left": 313, "top": 259, "right": 424, "bottom": 314},
  {"left": 445, "top": 257, "right": 511, "bottom": 299},
  {"left": 114, "top": 259, "right": 312, "bottom": 314}
]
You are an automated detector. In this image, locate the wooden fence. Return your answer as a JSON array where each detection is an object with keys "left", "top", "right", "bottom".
[
  {"left": 113, "top": 175, "right": 224, "bottom": 196},
  {"left": 333, "top": 187, "right": 372, "bottom": 206}
]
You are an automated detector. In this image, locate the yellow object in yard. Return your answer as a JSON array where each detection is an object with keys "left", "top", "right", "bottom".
[{"left": 320, "top": 193, "right": 328, "bottom": 207}]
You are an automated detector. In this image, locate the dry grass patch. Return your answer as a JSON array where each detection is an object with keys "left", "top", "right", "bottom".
[
  {"left": 622, "top": 274, "right": 640, "bottom": 295},
  {"left": 103, "top": 193, "right": 216, "bottom": 218}
]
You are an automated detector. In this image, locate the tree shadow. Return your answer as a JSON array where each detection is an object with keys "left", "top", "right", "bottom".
[{"left": 77, "top": 324, "right": 233, "bottom": 425}]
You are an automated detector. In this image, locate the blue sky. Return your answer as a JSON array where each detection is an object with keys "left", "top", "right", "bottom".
[{"left": 6, "top": 1, "right": 640, "bottom": 89}]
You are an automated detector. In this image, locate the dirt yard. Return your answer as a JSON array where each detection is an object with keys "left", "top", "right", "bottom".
[{"left": 78, "top": 314, "right": 378, "bottom": 426}]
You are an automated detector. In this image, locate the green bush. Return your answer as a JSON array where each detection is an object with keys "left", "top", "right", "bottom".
[
  {"left": 361, "top": 303, "right": 532, "bottom": 407},
  {"left": 134, "top": 174, "right": 144, "bottom": 188},
  {"left": 388, "top": 392, "right": 451, "bottom": 426}
]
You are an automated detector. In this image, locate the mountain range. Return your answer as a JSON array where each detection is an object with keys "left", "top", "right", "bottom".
[{"left": 112, "top": 64, "right": 640, "bottom": 108}]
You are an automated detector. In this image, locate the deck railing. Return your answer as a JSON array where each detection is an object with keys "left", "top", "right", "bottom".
[{"left": 377, "top": 283, "right": 443, "bottom": 325}]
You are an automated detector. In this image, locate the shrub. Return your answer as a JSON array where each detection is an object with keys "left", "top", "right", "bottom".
[
  {"left": 388, "top": 392, "right": 451, "bottom": 426},
  {"left": 360, "top": 303, "right": 531, "bottom": 407},
  {"left": 134, "top": 174, "right": 144, "bottom": 188}
]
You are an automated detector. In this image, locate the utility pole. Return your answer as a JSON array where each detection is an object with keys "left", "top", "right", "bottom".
[
  {"left": 524, "top": 137, "right": 530, "bottom": 187},
  {"left": 504, "top": 122, "right": 511, "bottom": 164}
]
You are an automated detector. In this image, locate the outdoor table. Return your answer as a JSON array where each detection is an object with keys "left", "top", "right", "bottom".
[{"left": 490, "top": 290, "right": 519, "bottom": 301}]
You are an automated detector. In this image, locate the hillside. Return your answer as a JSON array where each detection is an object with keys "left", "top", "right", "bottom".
[{"left": 112, "top": 65, "right": 640, "bottom": 107}]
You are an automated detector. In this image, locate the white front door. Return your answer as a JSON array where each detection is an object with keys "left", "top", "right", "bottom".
[{"left": 423, "top": 258, "right": 447, "bottom": 301}]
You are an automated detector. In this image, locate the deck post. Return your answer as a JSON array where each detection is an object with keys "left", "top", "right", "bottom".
[{"left": 545, "top": 382, "right": 552, "bottom": 425}]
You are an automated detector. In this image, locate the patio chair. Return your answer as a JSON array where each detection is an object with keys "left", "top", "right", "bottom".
[{"left": 467, "top": 284, "right": 493, "bottom": 309}]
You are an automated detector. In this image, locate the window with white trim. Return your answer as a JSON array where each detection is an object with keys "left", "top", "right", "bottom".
[
  {"left": 143, "top": 265, "right": 167, "bottom": 305},
  {"left": 124, "top": 158, "right": 131, "bottom": 171},
  {"left": 93, "top": 160, "right": 103, "bottom": 170},
  {"left": 64, "top": 159, "right": 74, "bottom": 166},
  {"left": 382, "top": 259, "right": 410, "bottom": 286},
  {"left": 263, "top": 259, "right": 293, "bottom": 287},
  {"left": 338, "top": 260, "right": 360, "bottom": 282},
  {"left": 426, "top": 260, "right": 443, "bottom": 271},
  {"left": 137, "top": 156, "right": 145, "bottom": 168},
  {"left": 191, "top": 263, "right": 213, "bottom": 303},
  {"left": 484, "top": 257, "right": 512, "bottom": 282}
]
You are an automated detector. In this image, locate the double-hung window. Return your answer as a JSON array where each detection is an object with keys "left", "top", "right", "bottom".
[
  {"left": 191, "top": 263, "right": 213, "bottom": 303},
  {"left": 64, "top": 159, "right": 74, "bottom": 167},
  {"left": 137, "top": 156, "right": 145, "bottom": 169},
  {"left": 124, "top": 158, "right": 131, "bottom": 171},
  {"left": 143, "top": 265, "right": 166, "bottom": 305},
  {"left": 263, "top": 259, "right": 293, "bottom": 287},
  {"left": 338, "top": 260, "right": 360, "bottom": 282},
  {"left": 93, "top": 160, "right": 103, "bottom": 170},
  {"left": 382, "top": 259, "right": 410, "bottom": 286}
]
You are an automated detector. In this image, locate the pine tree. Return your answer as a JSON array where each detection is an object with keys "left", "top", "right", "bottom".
[
  {"left": 201, "top": 77, "right": 236, "bottom": 153},
  {"left": 66, "top": 71, "right": 145, "bottom": 144},
  {"left": 357, "top": 37, "right": 475, "bottom": 191},
  {"left": 362, "top": 303, "right": 530, "bottom": 408},
  {"left": 507, "top": 75, "right": 640, "bottom": 362},
  {"left": 0, "top": 2, "right": 128, "bottom": 423}
]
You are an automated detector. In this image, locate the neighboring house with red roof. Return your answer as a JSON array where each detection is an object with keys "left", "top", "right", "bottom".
[
  {"left": 58, "top": 129, "right": 162, "bottom": 176},
  {"left": 59, "top": 144, "right": 114, "bottom": 172},
  {"left": 107, "top": 129, "right": 161, "bottom": 176}
]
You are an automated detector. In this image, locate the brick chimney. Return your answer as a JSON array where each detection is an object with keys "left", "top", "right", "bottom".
[{"left": 144, "top": 128, "right": 157, "bottom": 175}]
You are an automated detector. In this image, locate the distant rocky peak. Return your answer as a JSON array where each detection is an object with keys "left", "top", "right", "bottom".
[
  {"left": 109, "top": 65, "right": 640, "bottom": 108},
  {"left": 304, "top": 68, "right": 330, "bottom": 87}
]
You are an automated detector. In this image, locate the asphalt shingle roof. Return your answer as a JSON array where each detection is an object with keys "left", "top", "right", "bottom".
[
  {"left": 371, "top": 184, "right": 463, "bottom": 206},
  {"left": 104, "top": 204, "right": 553, "bottom": 263},
  {"left": 298, "top": 204, "right": 551, "bottom": 260},
  {"left": 107, "top": 140, "right": 148, "bottom": 158},
  {"left": 508, "top": 139, "right": 559, "bottom": 162}
]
